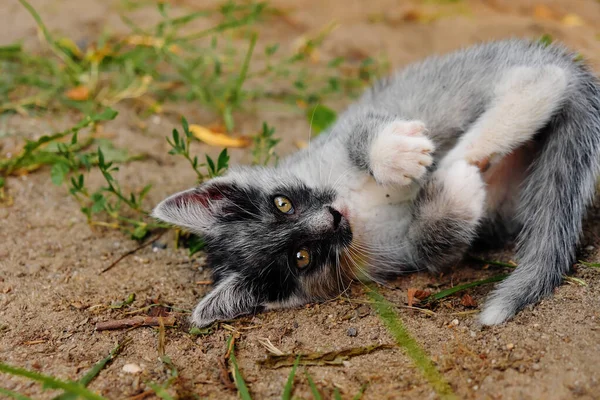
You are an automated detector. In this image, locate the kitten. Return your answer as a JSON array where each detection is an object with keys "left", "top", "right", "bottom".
[{"left": 153, "top": 39, "right": 600, "bottom": 326}]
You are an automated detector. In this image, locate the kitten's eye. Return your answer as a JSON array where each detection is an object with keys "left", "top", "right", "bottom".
[
  {"left": 295, "top": 248, "right": 311, "bottom": 269},
  {"left": 274, "top": 196, "right": 294, "bottom": 214}
]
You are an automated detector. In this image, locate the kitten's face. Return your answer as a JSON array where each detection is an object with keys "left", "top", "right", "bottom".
[{"left": 153, "top": 167, "right": 353, "bottom": 326}]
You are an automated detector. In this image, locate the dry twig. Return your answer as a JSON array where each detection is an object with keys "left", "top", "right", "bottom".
[{"left": 95, "top": 315, "right": 175, "bottom": 331}]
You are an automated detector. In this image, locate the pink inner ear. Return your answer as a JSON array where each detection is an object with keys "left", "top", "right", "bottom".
[{"left": 172, "top": 186, "right": 225, "bottom": 208}]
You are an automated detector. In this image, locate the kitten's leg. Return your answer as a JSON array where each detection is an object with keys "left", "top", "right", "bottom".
[
  {"left": 369, "top": 120, "right": 435, "bottom": 186},
  {"left": 441, "top": 65, "right": 568, "bottom": 169},
  {"left": 402, "top": 159, "right": 486, "bottom": 271},
  {"left": 343, "top": 111, "right": 435, "bottom": 186}
]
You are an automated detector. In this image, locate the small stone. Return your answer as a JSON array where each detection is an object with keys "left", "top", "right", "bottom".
[
  {"left": 451, "top": 319, "right": 459, "bottom": 326},
  {"left": 357, "top": 305, "right": 371, "bottom": 318},
  {"left": 506, "top": 343, "right": 515, "bottom": 350},
  {"left": 469, "top": 330, "right": 477, "bottom": 338},
  {"left": 585, "top": 245, "right": 595, "bottom": 251},
  {"left": 292, "top": 321, "right": 299, "bottom": 329},
  {"left": 473, "top": 385, "right": 479, "bottom": 391},
  {"left": 122, "top": 363, "right": 142, "bottom": 374},
  {"left": 347, "top": 327, "right": 358, "bottom": 337},
  {"left": 152, "top": 241, "right": 167, "bottom": 251},
  {"left": 133, "top": 256, "right": 150, "bottom": 264},
  {"left": 532, "top": 363, "right": 541, "bottom": 371}
]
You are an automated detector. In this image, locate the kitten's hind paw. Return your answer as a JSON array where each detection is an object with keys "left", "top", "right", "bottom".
[
  {"left": 370, "top": 120, "right": 435, "bottom": 186},
  {"left": 479, "top": 299, "right": 517, "bottom": 325}
]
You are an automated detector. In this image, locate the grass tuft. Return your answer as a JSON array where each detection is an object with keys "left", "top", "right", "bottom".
[
  {"left": 0, "top": 363, "right": 107, "bottom": 400},
  {"left": 368, "top": 286, "right": 457, "bottom": 400},
  {"left": 228, "top": 336, "right": 252, "bottom": 400},
  {"left": 281, "top": 356, "right": 300, "bottom": 400}
]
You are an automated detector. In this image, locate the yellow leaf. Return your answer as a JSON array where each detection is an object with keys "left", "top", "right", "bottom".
[
  {"left": 56, "top": 37, "right": 83, "bottom": 58},
  {"left": 125, "top": 35, "right": 165, "bottom": 48},
  {"left": 562, "top": 14, "right": 584, "bottom": 27},
  {"left": 189, "top": 124, "right": 251, "bottom": 148},
  {"left": 85, "top": 45, "right": 113, "bottom": 63},
  {"left": 65, "top": 86, "right": 90, "bottom": 101},
  {"left": 294, "top": 140, "right": 308, "bottom": 149}
]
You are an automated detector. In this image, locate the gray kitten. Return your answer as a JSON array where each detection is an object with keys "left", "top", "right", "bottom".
[{"left": 153, "top": 39, "right": 600, "bottom": 326}]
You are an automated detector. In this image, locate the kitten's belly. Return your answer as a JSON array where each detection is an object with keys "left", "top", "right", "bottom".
[{"left": 334, "top": 175, "right": 416, "bottom": 240}]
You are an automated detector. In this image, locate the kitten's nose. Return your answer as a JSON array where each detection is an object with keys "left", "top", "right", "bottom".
[{"left": 327, "top": 206, "right": 342, "bottom": 230}]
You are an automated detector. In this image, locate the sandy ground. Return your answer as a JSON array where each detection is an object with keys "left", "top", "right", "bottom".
[{"left": 1, "top": 0, "right": 600, "bottom": 399}]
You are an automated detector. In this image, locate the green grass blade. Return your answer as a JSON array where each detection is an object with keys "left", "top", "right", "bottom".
[
  {"left": 228, "top": 336, "right": 252, "bottom": 400},
  {"left": 368, "top": 287, "right": 457, "bottom": 400},
  {"left": 53, "top": 340, "right": 128, "bottom": 400},
  {"left": 468, "top": 257, "right": 516, "bottom": 269},
  {"left": 281, "top": 356, "right": 300, "bottom": 400},
  {"left": 579, "top": 260, "right": 600, "bottom": 269},
  {"left": 303, "top": 371, "right": 322, "bottom": 400},
  {"left": 333, "top": 387, "right": 342, "bottom": 400},
  {"left": 148, "top": 382, "right": 175, "bottom": 400},
  {"left": 0, "top": 387, "right": 34, "bottom": 400},
  {"left": 0, "top": 363, "right": 106, "bottom": 400},
  {"left": 228, "top": 32, "right": 257, "bottom": 108},
  {"left": 351, "top": 384, "right": 368, "bottom": 400},
  {"left": 17, "top": 0, "right": 82, "bottom": 74},
  {"left": 423, "top": 274, "right": 508, "bottom": 303}
]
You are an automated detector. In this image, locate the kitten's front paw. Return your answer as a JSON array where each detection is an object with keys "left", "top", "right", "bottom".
[
  {"left": 436, "top": 159, "right": 486, "bottom": 223},
  {"left": 370, "top": 120, "right": 434, "bottom": 186}
]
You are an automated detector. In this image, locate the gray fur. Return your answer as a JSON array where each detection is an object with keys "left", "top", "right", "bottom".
[{"left": 154, "top": 39, "right": 600, "bottom": 326}]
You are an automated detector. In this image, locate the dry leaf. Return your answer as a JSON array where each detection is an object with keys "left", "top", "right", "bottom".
[
  {"left": 258, "top": 344, "right": 394, "bottom": 368},
  {"left": 125, "top": 35, "right": 166, "bottom": 48},
  {"left": 562, "top": 14, "right": 584, "bottom": 27},
  {"left": 65, "top": 86, "right": 90, "bottom": 101},
  {"left": 402, "top": 9, "right": 426, "bottom": 23},
  {"left": 533, "top": 4, "right": 557, "bottom": 20},
  {"left": 408, "top": 288, "right": 431, "bottom": 306},
  {"left": 407, "top": 288, "right": 417, "bottom": 307},
  {"left": 189, "top": 124, "right": 251, "bottom": 148},
  {"left": 294, "top": 140, "right": 308, "bottom": 149},
  {"left": 461, "top": 293, "right": 477, "bottom": 307}
]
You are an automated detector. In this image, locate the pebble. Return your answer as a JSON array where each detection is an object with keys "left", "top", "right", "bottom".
[
  {"left": 506, "top": 343, "right": 515, "bottom": 350},
  {"left": 122, "top": 363, "right": 142, "bottom": 374},
  {"left": 152, "top": 241, "right": 167, "bottom": 251},
  {"left": 357, "top": 305, "right": 371, "bottom": 318},
  {"left": 133, "top": 256, "right": 150, "bottom": 264},
  {"left": 347, "top": 327, "right": 358, "bottom": 337},
  {"left": 532, "top": 363, "right": 541, "bottom": 371},
  {"left": 451, "top": 319, "right": 459, "bottom": 326},
  {"left": 585, "top": 245, "right": 595, "bottom": 251}
]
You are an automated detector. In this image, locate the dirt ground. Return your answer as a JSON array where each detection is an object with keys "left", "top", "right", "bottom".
[{"left": 1, "top": 0, "right": 600, "bottom": 399}]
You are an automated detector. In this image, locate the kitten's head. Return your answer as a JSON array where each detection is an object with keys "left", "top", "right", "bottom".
[{"left": 153, "top": 166, "right": 353, "bottom": 326}]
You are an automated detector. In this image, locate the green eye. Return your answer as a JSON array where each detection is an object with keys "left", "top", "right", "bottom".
[
  {"left": 274, "top": 196, "right": 294, "bottom": 214},
  {"left": 295, "top": 248, "right": 311, "bottom": 269}
]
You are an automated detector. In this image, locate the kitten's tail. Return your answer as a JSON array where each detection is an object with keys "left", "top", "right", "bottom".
[{"left": 480, "top": 65, "right": 600, "bottom": 325}]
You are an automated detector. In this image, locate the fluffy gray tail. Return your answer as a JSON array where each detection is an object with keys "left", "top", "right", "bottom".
[{"left": 480, "top": 67, "right": 600, "bottom": 325}]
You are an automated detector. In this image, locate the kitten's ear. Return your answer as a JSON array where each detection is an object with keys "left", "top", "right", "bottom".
[
  {"left": 152, "top": 181, "right": 233, "bottom": 233},
  {"left": 191, "top": 274, "right": 259, "bottom": 327}
]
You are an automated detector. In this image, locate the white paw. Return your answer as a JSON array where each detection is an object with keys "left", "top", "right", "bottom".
[
  {"left": 479, "top": 298, "right": 516, "bottom": 325},
  {"left": 436, "top": 160, "right": 486, "bottom": 222},
  {"left": 370, "top": 120, "right": 434, "bottom": 186}
]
